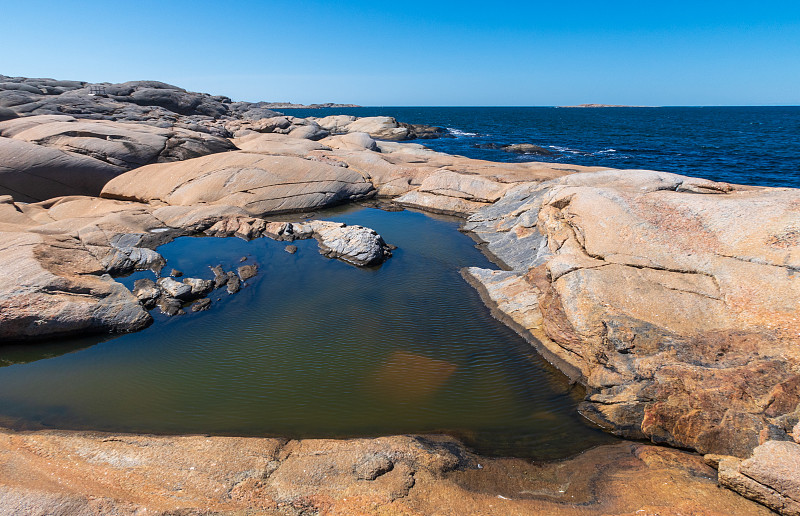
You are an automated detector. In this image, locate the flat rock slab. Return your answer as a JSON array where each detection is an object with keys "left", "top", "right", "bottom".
[
  {"left": 0, "top": 427, "right": 772, "bottom": 515},
  {"left": 719, "top": 440, "right": 800, "bottom": 515}
]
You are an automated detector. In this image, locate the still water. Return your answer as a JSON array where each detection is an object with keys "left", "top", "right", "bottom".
[{"left": 0, "top": 206, "right": 615, "bottom": 459}]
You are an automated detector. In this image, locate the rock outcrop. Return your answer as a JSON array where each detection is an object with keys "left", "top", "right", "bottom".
[
  {"left": 463, "top": 169, "right": 800, "bottom": 460},
  {"left": 0, "top": 115, "right": 235, "bottom": 201},
  {"left": 0, "top": 231, "right": 151, "bottom": 340}
]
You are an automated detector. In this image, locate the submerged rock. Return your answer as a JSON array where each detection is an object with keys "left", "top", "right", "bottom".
[
  {"left": 191, "top": 298, "right": 211, "bottom": 312},
  {"left": 226, "top": 272, "right": 241, "bottom": 294},
  {"left": 237, "top": 264, "right": 258, "bottom": 281},
  {"left": 503, "top": 143, "right": 554, "bottom": 155}
]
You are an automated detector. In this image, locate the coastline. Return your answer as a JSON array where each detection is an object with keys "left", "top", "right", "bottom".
[{"left": 0, "top": 76, "right": 798, "bottom": 514}]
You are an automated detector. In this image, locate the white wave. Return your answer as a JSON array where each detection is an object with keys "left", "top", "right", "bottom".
[
  {"left": 548, "top": 145, "right": 581, "bottom": 154},
  {"left": 594, "top": 148, "right": 617, "bottom": 154},
  {"left": 447, "top": 127, "right": 478, "bottom": 137}
]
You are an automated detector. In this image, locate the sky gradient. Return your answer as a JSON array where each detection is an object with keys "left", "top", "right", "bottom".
[{"left": 2, "top": 1, "right": 799, "bottom": 106}]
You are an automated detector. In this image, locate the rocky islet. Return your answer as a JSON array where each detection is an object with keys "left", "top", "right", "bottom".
[{"left": 0, "top": 75, "right": 798, "bottom": 514}]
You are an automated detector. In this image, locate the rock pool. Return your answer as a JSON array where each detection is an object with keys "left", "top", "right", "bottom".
[{"left": 0, "top": 206, "right": 615, "bottom": 459}]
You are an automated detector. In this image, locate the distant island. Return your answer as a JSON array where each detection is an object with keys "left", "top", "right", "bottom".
[
  {"left": 558, "top": 103, "right": 653, "bottom": 108},
  {"left": 262, "top": 102, "right": 361, "bottom": 109}
]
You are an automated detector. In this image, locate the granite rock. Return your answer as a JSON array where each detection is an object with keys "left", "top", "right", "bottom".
[
  {"left": 101, "top": 151, "right": 375, "bottom": 216},
  {"left": 464, "top": 169, "right": 800, "bottom": 458}
]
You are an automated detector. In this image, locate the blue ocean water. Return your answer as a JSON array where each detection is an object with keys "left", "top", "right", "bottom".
[{"left": 282, "top": 106, "right": 800, "bottom": 189}]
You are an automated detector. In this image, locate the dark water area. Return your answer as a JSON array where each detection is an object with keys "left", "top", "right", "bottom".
[
  {"left": 0, "top": 207, "right": 615, "bottom": 459},
  {"left": 283, "top": 106, "right": 800, "bottom": 189}
]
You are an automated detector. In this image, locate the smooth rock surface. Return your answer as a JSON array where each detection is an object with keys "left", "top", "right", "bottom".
[
  {"left": 0, "top": 115, "right": 235, "bottom": 201},
  {"left": 101, "top": 151, "right": 375, "bottom": 216}
]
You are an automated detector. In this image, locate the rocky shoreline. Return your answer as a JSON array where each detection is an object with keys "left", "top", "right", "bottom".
[{"left": 1, "top": 76, "right": 798, "bottom": 514}]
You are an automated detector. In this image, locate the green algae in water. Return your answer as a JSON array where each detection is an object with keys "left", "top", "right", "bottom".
[{"left": 0, "top": 207, "right": 616, "bottom": 459}]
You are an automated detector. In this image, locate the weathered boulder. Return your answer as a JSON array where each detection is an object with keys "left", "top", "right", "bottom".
[
  {"left": 0, "top": 137, "right": 123, "bottom": 202},
  {"left": 101, "top": 151, "right": 375, "bottom": 216},
  {"left": 157, "top": 296, "right": 184, "bottom": 316},
  {"left": 301, "top": 220, "right": 392, "bottom": 266},
  {"left": 345, "top": 116, "right": 410, "bottom": 140},
  {"left": 314, "top": 114, "right": 357, "bottom": 133},
  {"left": 156, "top": 277, "right": 193, "bottom": 300},
  {"left": 132, "top": 278, "right": 161, "bottom": 309},
  {"left": 0, "top": 115, "right": 235, "bottom": 166},
  {"left": 321, "top": 131, "right": 379, "bottom": 152},
  {"left": 464, "top": 169, "right": 800, "bottom": 458},
  {"left": 287, "top": 122, "right": 329, "bottom": 141},
  {"left": 182, "top": 277, "right": 214, "bottom": 297},
  {"left": 232, "top": 132, "right": 330, "bottom": 157}
]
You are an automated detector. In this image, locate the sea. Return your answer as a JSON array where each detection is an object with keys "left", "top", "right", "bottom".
[{"left": 281, "top": 106, "right": 800, "bottom": 189}]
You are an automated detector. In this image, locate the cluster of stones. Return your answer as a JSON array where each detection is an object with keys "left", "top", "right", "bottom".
[
  {"left": 205, "top": 216, "right": 394, "bottom": 267},
  {"left": 130, "top": 262, "right": 258, "bottom": 317}
]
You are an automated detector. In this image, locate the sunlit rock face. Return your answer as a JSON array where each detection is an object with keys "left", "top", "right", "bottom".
[{"left": 464, "top": 169, "right": 800, "bottom": 458}]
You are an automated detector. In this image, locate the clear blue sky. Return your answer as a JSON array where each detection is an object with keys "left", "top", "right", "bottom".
[{"left": 2, "top": 0, "right": 799, "bottom": 106}]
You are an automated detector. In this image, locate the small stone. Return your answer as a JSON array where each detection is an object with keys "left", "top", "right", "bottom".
[
  {"left": 157, "top": 277, "right": 193, "bottom": 300},
  {"left": 132, "top": 278, "right": 161, "bottom": 309},
  {"left": 237, "top": 264, "right": 258, "bottom": 281},
  {"left": 191, "top": 298, "right": 211, "bottom": 312},
  {"left": 239, "top": 256, "right": 247, "bottom": 262},
  {"left": 157, "top": 297, "right": 183, "bottom": 316},
  {"left": 210, "top": 265, "right": 228, "bottom": 288},
  {"left": 182, "top": 277, "right": 214, "bottom": 297},
  {"left": 170, "top": 269, "right": 183, "bottom": 277},
  {"left": 226, "top": 272, "right": 241, "bottom": 294},
  {"left": 285, "top": 245, "right": 298, "bottom": 254}
]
